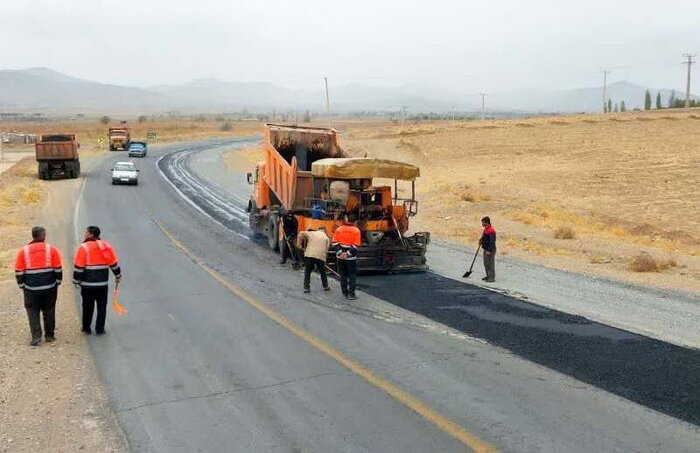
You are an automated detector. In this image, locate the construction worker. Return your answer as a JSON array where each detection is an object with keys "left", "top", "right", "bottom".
[
  {"left": 14, "top": 226, "right": 63, "bottom": 346},
  {"left": 297, "top": 227, "right": 330, "bottom": 293},
  {"left": 332, "top": 215, "right": 361, "bottom": 300},
  {"left": 279, "top": 211, "right": 300, "bottom": 268},
  {"left": 73, "top": 226, "right": 121, "bottom": 335},
  {"left": 479, "top": 216, "right": 497, "bottom": 282}
]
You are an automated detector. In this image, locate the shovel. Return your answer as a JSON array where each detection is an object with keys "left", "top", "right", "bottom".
[{"left": 462, "top": 245, "right": 481, "bottom": 278}]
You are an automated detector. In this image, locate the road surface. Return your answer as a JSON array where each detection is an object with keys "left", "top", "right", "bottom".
[{"left": 75, "top": 140, "right": 700, "bottom": 452}]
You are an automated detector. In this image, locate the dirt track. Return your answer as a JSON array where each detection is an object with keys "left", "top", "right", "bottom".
[{"left": 0, "top": 158, "right": 127, "bottom": 452}]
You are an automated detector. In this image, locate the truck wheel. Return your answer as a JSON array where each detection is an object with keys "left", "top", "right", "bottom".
[{"left": 267, "top": 215, "right": 280, "bottom": 251}]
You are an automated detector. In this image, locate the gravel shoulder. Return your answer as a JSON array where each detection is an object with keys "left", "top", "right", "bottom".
[{"left": 0, "top": 158, "right": 127, "bottom": 453}]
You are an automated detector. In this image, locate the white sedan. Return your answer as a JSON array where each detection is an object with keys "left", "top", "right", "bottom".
[{"left": 111, "top": 161, "right": 139, "bottom": 185}]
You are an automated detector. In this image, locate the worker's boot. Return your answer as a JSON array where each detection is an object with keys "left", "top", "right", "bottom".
[
  {"left": 30, "top": 337, "right": 41, "bottom": 346},
  {"left": 45, "top": 336, "right": 56, "bottom": 342},
  {"left": 348, "top": 293, "right": 357, "bottom": 300},
  {"left": 304, "top": 288, "right": 310, "bottom": 294}
]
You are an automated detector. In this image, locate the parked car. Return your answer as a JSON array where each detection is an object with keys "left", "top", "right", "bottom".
[
  {"left": 128, "top": 141, "right": 147, "bottom": 157},
  {"left": 111, "top": 161, "right": 139, "bottom": 185}
]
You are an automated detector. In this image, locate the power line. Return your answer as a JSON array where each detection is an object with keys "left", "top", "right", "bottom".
[
  {"left": 601, "top": 70, "right": 612, "bottom": 113},
  {"left": 478, "top": 93, "right": 487, "bottom": 119},
  {"left": 324, "top": 77, "right": 331, "bottom": 127},
  {"left": 682, "top": 54, "right": 696, "bottom": 109}
]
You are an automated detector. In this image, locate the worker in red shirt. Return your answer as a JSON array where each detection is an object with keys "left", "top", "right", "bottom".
[
  {"left": 14, "top": 226, "right": 63, "bottom": 346},
  {"left": 73, "top": 226, "right": 121, "bottom": 335},
  {"left": 479, "top": 216, "right": 497, "bottom": 282},
  {"left": 331, "top": 215, "right": 362, "bottom": 300}
]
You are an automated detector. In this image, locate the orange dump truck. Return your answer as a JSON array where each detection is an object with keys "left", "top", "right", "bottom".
[
  {"left": 247, "top": 124, "right": 429, "bottom": 272},
  {"left": 108, "top": 127, "right": 131, "bottom": 151},
  {"left": 35, "top": 134, "right": 81, "bottom": 180}
]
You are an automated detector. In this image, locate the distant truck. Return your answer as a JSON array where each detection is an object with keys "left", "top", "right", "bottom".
[
  {"left": 35, "top": 134, "right": 81, "bottom": 180},
  {"left": 108, "top": 127, "right": 131, "bottom": 151},
  {"left": 247, "top": 124, "right": 429, "bottom": 272}
]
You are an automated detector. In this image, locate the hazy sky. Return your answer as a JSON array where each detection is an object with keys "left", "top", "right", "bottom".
[{"left": 1, "top": 0, "right": 698, "bottom": 93}]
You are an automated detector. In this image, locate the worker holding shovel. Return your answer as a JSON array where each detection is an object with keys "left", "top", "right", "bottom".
[
  {"left": 479, "top": 216, "right": 497, "bottom": 282},
  {"left": 279, "top": 211, "right": 300, "bottom": 269}
]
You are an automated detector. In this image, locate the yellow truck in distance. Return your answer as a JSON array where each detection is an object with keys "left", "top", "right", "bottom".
[{"left": 108, "top": 127, "right": 131, "bottom": 151}]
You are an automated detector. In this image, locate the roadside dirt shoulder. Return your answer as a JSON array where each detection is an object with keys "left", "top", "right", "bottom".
[{"left": 0, "top": 158, "right": 127, "bottom": 452}]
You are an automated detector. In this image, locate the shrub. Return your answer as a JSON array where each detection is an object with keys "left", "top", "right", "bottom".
[
  {"left": 137, "top": 115, "right": 148, "bottom": 123},
  {"left": 628, "top": 252, "right": 658, "bottom": 272},
  {"left": 219, "top": 122, "right": 233, "bottom": 131},
  {"left": 99, "top": 115, "right": 111, "bottom": 125},
  {"left": 553, "top": 226, "right": 575, "bottom": 239}
]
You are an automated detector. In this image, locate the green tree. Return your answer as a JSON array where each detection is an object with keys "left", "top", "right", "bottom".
[
  {"left": 614, "top": 103, "right": 619, "bottom": 113},
  {"left": 656, "top": 92, "right": 662, "bottom": 109},
  {"left": 644, "top": 90, "right": 652, "bottom": 110},
  {"left": 303, "top": 110, "right": 311, "bottom": 123},
  {"left": 137, "top": 115, "right": 148, "bottom": 123},
  {"left": 607, "top": 99, "right": 612, "bottom": 113},
  {"left": 668, "top": 90, "right": 676, "bottom": 108},
  {"left": 219, "top": 122, "right": 233, "bottom": 131},
  {"left": 620, "top": 101, "right": 627, "bottom": 112},
  {"left": 99, "top": 115, "right": 111, "bottom": 125}
]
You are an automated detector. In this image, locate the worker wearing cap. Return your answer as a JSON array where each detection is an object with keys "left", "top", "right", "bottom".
[
  {"left": 298, "top": 227, "right": 331, "bottom": 293},
  {"left": 73, "top": 226, "right": 121, "bottom": 335},
  {"left": 479, "top": 216, "right": 497, "bottom": 282},
  {"left": 14, "top": 226, "right": 63, "bottom": 346},
  {"left": 332, "top": 215, "right": 362, "bottom": 300}
]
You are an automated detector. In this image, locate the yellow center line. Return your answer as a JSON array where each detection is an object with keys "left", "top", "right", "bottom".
[{"left": 155, "top": 220, "right": 497, "bottom": 453}]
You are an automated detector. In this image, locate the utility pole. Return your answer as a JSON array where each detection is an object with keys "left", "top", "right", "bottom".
[
  {"left": 682, "top": 54, "right": 696, "bottom": 108},
  {"left": 324, "top": 77, "right": 331, "bottom": 127},
  {"left": 478, "top": 93, "right": 486, "bottom": 119},
  {"left": 602, "top": 70, "right": 611, "bottom": 113}
]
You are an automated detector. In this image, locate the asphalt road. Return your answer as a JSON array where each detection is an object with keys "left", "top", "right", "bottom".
[{"left": 76, "top": 140, "right": 700, "bottom": 452}]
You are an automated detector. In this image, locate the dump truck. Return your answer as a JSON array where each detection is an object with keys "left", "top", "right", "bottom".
[
  {"left": 35, "top": 134, "right": 81, "bottom": 180},
  {"left": 247, "top": 124, "right": 429, "bottom": 272},
  {"left": 108, "top": 127, "right": 131, "bottom": 151}
]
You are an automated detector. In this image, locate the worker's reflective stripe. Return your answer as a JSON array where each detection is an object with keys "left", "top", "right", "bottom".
[
  {"left": 15, "top": 271, "right": 24, "bottom": 276},
  {"left": 23, "top": 268, "right": 54, "bottom": 274},
  {"left": 79, "top": 281, "right": 109, "bottom": 287},
  {"left": 23, "top": 282, "right": 57, "bottom": 291},
  {"left": 85, "top": 265, "right": 109, "bottom": 270}
]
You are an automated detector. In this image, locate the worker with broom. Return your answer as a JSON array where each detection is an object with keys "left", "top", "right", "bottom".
[
  {"left": 297, "top": 227, "right": 331, "bottom": 293},
  {"left": 279, "top": 210, "right": 300, "bottom": 269},
  {"left": 479, "top": 216, "right": 497, "bottom": 282}
]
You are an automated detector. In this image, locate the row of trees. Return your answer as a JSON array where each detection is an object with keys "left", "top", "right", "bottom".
[
  {"left": 643, "top": 90, "right": 700, "bottom": 110},
  {"left": 604, "top": 100, "right": 627, "bottom": 113}
]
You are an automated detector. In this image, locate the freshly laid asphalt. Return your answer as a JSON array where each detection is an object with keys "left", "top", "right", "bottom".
[{"left": 75, "top": 140, "right": 700, "bottom": 452}]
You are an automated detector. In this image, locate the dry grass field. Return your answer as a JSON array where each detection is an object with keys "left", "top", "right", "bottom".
[
  {"left": 0, "top": 118, "right": 264, "bottom": 156},
  {"left": 341, "top": 109, "right": 700, "bottom": 293}
]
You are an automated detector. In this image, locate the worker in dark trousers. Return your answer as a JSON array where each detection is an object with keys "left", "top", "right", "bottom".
[
  {"left": 280, "top": 211, "right": 300, "bottom": 269},
  {"left": 479, "top": 216, "right": 497, "bottom": 282},
  {"left": 73, "top": 226, "right": 121, "bottom": 335},
  {"left": 297, "top": 227, "right": 331, "bottom": 293},
  {"left": 14, "top": 226, "right": 63, "bottom": 346},
  {"left": 332, "top": 215, "right": 362, "bottom": 300}
]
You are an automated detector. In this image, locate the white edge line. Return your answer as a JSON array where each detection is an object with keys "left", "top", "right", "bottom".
[{"left": 156, "top": 152, "right": 248, "bottom": 240}]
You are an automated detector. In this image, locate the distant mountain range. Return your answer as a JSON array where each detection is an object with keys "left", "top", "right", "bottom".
[{"left": 0, "top": 67, "right": 693, "bottom": 114}]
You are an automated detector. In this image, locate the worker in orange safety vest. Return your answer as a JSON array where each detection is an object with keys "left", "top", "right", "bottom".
[
  {"left": 73, "top": 225, "right": 121, "bottom": 335},
  {"left": 14, "top": 226, "right": 63, "bottom": 346},
  {"left": 331, "top": 215, "right": 362, "bottom": 300}
]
